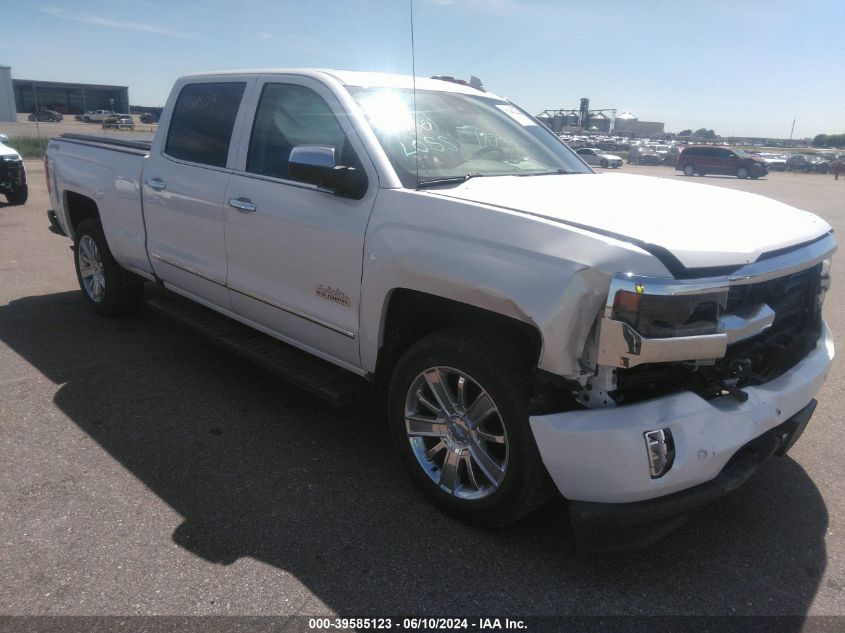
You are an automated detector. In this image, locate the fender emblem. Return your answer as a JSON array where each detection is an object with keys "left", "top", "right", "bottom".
[{"left": 316, "top": 284, "right": 351, "bottom": 307}]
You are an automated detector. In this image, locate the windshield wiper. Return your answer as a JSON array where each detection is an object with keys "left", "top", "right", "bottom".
[
  {"left": 417, "top": 173, "right": 484, "bottom": 188},
  {"left": 517, "top": 168, "right": 571, "bottom": 176}
]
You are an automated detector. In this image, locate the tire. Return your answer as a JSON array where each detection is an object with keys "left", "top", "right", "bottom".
[
  {"left": 387, "top": 327, "right": 551, "bottom": 527},
  {"left": 750, "top": 175, "right": 760, "bottom": 180},
  {"left": 5, "top": 184, "right": 28, "bottom": 205},
  {"left": 73, "top": 218, "right": 144, "bottom": 316},
  {"left": 683, "top": 164, "right": 695, "bottom": 176},
  {"left": 600, "top": 159, "right": 609, "bottom": 168},
  {"left": 736, "top": 167, "right": 749, "bottom": 179}
]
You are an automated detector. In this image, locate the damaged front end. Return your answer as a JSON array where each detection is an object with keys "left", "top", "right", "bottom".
[{"left": 578, "top": 234, "right": 835, "bottom": 408}]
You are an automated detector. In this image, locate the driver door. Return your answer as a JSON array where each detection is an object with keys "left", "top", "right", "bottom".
[{"left": 223, "top": 76, "right": 379, "bottom": 371}]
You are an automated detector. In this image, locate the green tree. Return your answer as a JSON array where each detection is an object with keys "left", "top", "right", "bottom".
[{"left": 679, "top": 129, "right": 692, "bottom": 136}]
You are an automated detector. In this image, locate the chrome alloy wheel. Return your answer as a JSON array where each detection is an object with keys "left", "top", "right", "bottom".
[
  {"left": 77, "top": 235, "right": 106, "bottom": 302},
  {"left": 404, "top": 366, "right": 509, "bottom": 500}
]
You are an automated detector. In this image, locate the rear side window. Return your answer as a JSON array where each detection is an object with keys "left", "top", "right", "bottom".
[{"left": 165, "top": 82, "right": 246, "bottom": 167}]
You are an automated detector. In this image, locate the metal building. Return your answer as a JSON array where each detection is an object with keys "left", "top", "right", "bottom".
[
  {"left": 12, "top": 78, "right": 129, "bottom": 115},
  {"left": 0, "top": 66, "right": 16, "bottom": 122}
]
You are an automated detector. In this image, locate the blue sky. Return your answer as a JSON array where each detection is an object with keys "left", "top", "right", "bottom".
[{"left": 3, "top": 0, "right": 843, "bottom": 138}]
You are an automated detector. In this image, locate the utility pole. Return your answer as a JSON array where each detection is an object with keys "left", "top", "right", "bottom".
[{"left": 788, "top": 119, "right": 796, "bottom": 146}]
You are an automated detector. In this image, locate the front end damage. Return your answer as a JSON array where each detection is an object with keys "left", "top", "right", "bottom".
[
  {"left": 529, "top": 233, "right": 836, "bottom": 549},
  {"left": 583, "top": 233, "right": 834, "bottom": 409}
]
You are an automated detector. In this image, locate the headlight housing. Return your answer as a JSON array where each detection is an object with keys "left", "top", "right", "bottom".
[{"left": 611, "top": 288, "right": 727, "bottom": 338}]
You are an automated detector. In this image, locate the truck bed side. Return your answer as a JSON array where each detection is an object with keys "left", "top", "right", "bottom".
[{"left": 47, "top": 134, "right": 154, "bottom": 279}]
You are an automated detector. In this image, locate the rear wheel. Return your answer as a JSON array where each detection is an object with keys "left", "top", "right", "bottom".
[
  {"left": 388, "top": 328, "right": 550, "bottom": 527},
  {"left": 683, "top": 164, "right": 695, "bottom": 176},
  {"left": 5, "top": 184, "right": 28, "bottom": 205},
  {"left": 73, "top": 218, "right": 144, "bottom": 316}
]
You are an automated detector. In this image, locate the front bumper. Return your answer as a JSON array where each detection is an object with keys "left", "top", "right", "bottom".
[
  {"left": 529, "top": 322, "right": 833, "bottom": 504},
  {"left": 569, "top": 400, "right": 816, "bottom": 551}
]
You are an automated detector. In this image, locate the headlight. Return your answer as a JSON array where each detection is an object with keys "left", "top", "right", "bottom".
[{"left": 611, "top": 288, "right": 727, "bottom": 338}]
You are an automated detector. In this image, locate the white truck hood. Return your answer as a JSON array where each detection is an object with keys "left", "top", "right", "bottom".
[
  {"left": 0, "top": 142, "right": 21, "bottom": 159},
  {"left": 427, "top": 172, "right": 831, "bottom": 271}
]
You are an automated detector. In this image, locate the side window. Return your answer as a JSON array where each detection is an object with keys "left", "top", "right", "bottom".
[
  {"left": 165, "top": 82, "right": 246, "bottom": 168},
  {"left": 576, "top": 148, "right": 588, "bottom": 155},
  {"left": 246, "top": 83, "right": 355, "bottom": 181},
  {"left": 717, "top": 148, "right": 733, "bottom": 158}
]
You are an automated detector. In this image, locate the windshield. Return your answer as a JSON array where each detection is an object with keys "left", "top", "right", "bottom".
[
  {"left": 733, "top": 148, "right": 752, "bottom": 158},
  {"left": 347, "top": 86, "right": 591, "bottom": 187}
]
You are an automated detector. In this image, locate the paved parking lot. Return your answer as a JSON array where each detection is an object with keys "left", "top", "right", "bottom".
[{"left": 1, "top": 163, "right": 843, "bottom": 618}]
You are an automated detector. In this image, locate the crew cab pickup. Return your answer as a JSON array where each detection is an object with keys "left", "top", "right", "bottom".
[{"left": 44, "top": 70, "right": 836, "bottom": 548}]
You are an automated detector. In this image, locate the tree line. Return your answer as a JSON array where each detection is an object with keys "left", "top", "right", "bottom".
[{"left": 812, "top": 133, "right": 845, "bottom": 147}]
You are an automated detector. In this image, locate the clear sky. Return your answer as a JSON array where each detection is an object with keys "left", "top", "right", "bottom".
[{"left": 3, "top": 0, "right": 843, "bottom": 138}]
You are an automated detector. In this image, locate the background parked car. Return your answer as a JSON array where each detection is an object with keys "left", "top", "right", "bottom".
[
  {"left": 83, "top": 110, "right": 116, "bottom": 123},
  {"left": 0, "top": 134, "right": 28, "bottom": 205},
  {"left": 627, "top": 146, "right": 662, "bottom": 165},
  {"left": 27, "top": 109, "right": 63, "bottom": 122},
  {"left": 139, "top": 112, "right": 160, "bottom": 124},
  {"left": 575, "top": 147, "right": 622, "bottom": 168},
  {"left": 757, "top": 152, "right": 788, "bottom": 171},
  {"left": 786, "top": 153, "right": 830, "bottom": 173},
  {"left": 676, "top": 146, "right": 768, "bottom": 179},
  {"left": 102, "top": 114, "right": 135, "bottom": 130}
]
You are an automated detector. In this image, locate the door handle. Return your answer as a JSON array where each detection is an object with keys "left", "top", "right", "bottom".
[
  {"left": 229, "top": 197, "right": 257, "bottom": 213},
  {"left": 146, "top": 178, "right": 166, "bottom": 192}
]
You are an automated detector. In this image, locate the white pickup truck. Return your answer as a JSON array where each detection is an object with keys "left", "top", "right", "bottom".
[{"left": 44, "top": 70, "right": 835, "bottom": 549}]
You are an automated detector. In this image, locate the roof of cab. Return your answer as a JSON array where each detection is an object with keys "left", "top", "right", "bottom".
[{"left": 179, "top": 68, "right": 503, "bottom": 99}]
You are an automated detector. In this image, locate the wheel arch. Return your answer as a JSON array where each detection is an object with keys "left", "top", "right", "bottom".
[
  {"left": 373, "top": 289, "right": 544, "bottom": 385},
  {"left": 64, "top": 190, "right": 101, "bottom": 238}
]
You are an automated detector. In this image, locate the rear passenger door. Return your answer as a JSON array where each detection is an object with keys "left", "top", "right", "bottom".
[
  {"left": 143, "top": 77, "right": 254, "bottom": 308},
  {"left": 223, "top": 75, "right": 379, "bottom": 371}
]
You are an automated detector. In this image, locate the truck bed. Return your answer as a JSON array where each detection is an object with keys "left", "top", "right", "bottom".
[{"left": 57, "top": 133, "right": 153, "bottom": 155}]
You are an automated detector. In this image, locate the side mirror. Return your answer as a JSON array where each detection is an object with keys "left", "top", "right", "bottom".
[{"left": 288, "top": 145, "right": 360, "bottom": 195}]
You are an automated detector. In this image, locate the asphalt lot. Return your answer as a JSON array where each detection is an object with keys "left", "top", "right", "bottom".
[{"left": 1, "top": 163, "right": 844, "bottom": 619}]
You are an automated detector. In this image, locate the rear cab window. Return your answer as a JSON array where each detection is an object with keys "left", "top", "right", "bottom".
[{"left": 165, "top": 82, "right": 247, "bottom": 167}]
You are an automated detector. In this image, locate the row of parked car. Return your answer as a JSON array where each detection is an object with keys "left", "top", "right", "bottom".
[
  {"left": 25, "top": 109, "right": 160, "bottom": 127},
  {"left": 566, "top": 138, "right": 845, "bottom": 180}
]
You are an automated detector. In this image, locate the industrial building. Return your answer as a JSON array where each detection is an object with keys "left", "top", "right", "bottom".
[
  {"left": 536, "top": 99, "right": 665, "bottom": 138},
  {"left": 0, "top": 64, "right": 129, "bottom": 119},
  {"left": 0, "top": 67, "right": 16, "bottom": 122},
  {"left": 612, "top": 111, "right": 665, "bottom": 137}
]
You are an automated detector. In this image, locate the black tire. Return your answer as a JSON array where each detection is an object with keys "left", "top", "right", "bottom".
[
  {"left": 387, "top": 327, "right": 551, "bottom": 527},
  {"left": 600, "top": 159, "right": 609, "bottom": 168},
  {"left": 683, "top": 164, "right": 695, "bottom": 176},
  {"left": 5, "top": 184, "right": 28, "bottom": 205},
  {"left": 736, "top": 167, "right": 749, "bottom": 179},
  {"left": 73, "top": 218, "right": 144, "bottom": 316}
]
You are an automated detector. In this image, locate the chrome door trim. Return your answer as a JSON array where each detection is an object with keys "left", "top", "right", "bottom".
[
  {"left": 149, "top": 251, "right": 225, "bottom": 285},
  {"left": 149, "top": 251, "right": 355, "bottom": 339},
  {"left": 228, "top": 284, "right": 356, "bottom": 339}
]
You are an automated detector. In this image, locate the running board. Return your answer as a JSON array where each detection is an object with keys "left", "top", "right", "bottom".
[{"left": 145, "top": 289, "right": 366, "bottom": 408}]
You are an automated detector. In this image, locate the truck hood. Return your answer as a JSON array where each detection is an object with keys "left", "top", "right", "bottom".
[
  {"left": 426, "top": 172, "right": 831, "bottom": 271},
  {"left": 0, "top": 142, "right": 20, "bottom": 159}
]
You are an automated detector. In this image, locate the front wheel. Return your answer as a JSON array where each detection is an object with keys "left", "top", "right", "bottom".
[
  {"left": 388, "top": 328, "right": 550, "bottom": 527},
  {"left": 683, "top": 164, "right": 695, "bottom": 176},
  {"left": 737, "top": 167, "right": 749, "bottom": 179},
  {"left": 600, "top": 159, "right": 609, "bottom": 168},
  {"left": 73, "top": 218, "right": 144, "bottom": 316},
  {"left": 5, "top": 184, "right": 28, "bottom": 205}
]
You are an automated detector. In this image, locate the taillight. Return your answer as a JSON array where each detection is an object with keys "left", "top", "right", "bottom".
[{"left": 44, "top": 155, "right": 51, "bottom": 195}]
